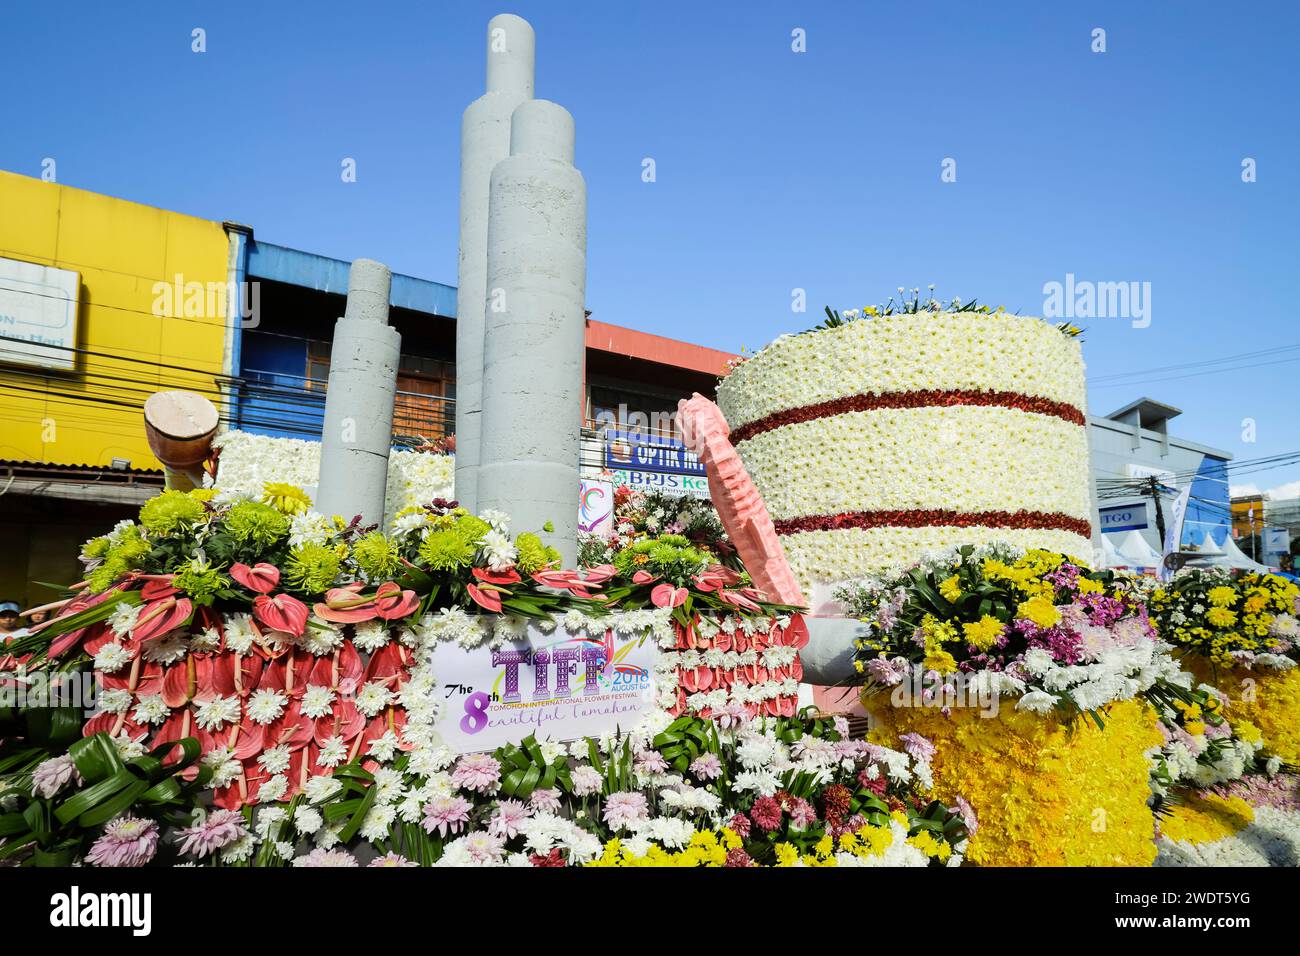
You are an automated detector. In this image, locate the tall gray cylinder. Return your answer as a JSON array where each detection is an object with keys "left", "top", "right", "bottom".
[
  {"left": 316, "top": 258, "right": 400, "bottom": 527},
  {"left": 454, "top": 13, "right": 535, "bottom": 514},
  {"left": 478, "top": 99, "right": 587, "bottom": 564}
]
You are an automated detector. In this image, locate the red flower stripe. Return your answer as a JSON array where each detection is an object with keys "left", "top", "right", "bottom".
[
  {"left": 730, "top": 388, "right": 1086, "bottom": 444},
  {"left": 774, "top": 509, "right": 1092, "bottom": 539}
]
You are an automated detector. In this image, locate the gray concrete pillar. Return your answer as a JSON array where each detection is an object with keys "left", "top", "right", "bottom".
[
  {"left": 478, "top": 99, "right": 587, "bottom": 565},
  {"left": 454, "top": 13, "right": 535, "bottom": 513},
  {"left": 316, "top": 258, "right": 400, "bottom": 527}
]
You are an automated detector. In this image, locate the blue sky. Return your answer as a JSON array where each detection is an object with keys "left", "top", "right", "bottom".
[{"left": 4, "top": 1, "right": 1298, "bottom": 493}]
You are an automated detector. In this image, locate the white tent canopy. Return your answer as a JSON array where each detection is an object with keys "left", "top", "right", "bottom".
[
  {"left": 1197, "top": 532, "right": 1224, "bottom": 554},
  {"left": 1099, "top": 534, "right": 1130, "bottom": 569},
  {"left": 1215, "top": 534, "right": 1272, "bottom": 572},
  {"left": 1115, "top": 530, "right": 1162, "bottom": 568}
]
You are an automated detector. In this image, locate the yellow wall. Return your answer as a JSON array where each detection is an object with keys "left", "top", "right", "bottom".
[{"left": 0, "top": 170, "right": 229, "bottom": 470}]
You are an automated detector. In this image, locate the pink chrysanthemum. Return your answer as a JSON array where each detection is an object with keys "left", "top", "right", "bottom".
[
  {"left": 422, "top": 795, "right": 473, "bottom": 837},
  {"left": 728, "top": 812, "right": 751, "bottom": 837},
  {"left": 749, "top": 795, "right": 783, "bottom": 832},
  {"left": 602, "top": 791, "right": 648, "bottom": 829},
  {"left": 451, "top": 753, "right": 502, "bottom": 793},
  {"left": 85, "top": 816, "right": 159, "bottom": 867},
  {"left": 32, "top": 754, "right": 82, "bottom": 799},
  {"left": 634, "top": 749, "right": 669, "bottom": 775},
  {"left": 689, "top": 753, "right": 722, "bottom": 780},
  {"left": 293, "top": 848, "right": 358, "bottom": 867},
  {"left": 529, "top": 788, "right": 562, "bottom": 813},
  {"left": 175, "top": 809, "right": 249, "bottom": 859},
  {"left": 368, "top": 853, "right": 418, "bottom": 867},
  {"left": 489, "top": 799, "right": 532, "bottom": 839}
]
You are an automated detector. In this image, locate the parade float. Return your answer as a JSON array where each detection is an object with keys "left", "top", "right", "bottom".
[{"left": 2, "top": 15, "right": 1298, "bottom": 869}]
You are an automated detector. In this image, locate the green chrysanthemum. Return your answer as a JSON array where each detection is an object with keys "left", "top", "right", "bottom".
[
  {"left": 173, "top": 558, "right": 228, "bottom": 602},
  {"left": 81, "top": 535, "right": 112, "bottom": 561},
  {"left": 419, "top": 528, "right": 476, "bottom": 571},
  {"left": 614, "top": 534, "right": 708, "bottom": 586},
  {"left": 139, "top": 490, "right": 207, "bottom": 537},
  {"left": 515, "top": 532, "right": 560, "bottom": 574},
  {"left": 454, "top": 514, "right": 491, "bottom": 545},
  {"left": 222, "top": 500, "right": 291, "bottom": 550},
  {"left": 352, "top": 531, "right": 403, "bottom": 580},
  {"left": 284, "top": 542, "right": 343, "bottom": 594},
  {"left": 86, "top": 526, "right": 151, "bottom": 592}
]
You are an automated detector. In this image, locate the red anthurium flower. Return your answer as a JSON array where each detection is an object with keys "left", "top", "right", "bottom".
[
  {"left": 133, "top": 597, "right": 194, "bottom": 643},
  {"left": 582, "top": 564, "right": 618, "bottom": 586},
  {"left": 467, "top": 584, "right": 503, "bottom": 613},
  {"left": 651, "top": 583, "right": 689, "bottom": 609},
  {"left": 313, "top": 586, "right": 380, "bottom": 624},
  {"left": 230, "top": 562, "right": 281, "bottom": 595},
  {"left": 473, "top": 567, "right": 522, "bottom": 586},
  {"left": 631, "top": 570, "right": 658, "bottom": 586},
  {"left": 253, "top": 593, "right": 309, "bottom": 636},
  {"left": 140, "top": 575, "right": 180, "bottom": 601},
  {"left": 373, "top": 582, "right": 420, "bottom": 620},
  {"left": 717, "top": 589, "right": 762, "bottom": 613}
]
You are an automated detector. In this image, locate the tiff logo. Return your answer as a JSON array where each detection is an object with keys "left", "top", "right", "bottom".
[{"left": 49, "top": 886, "right": 152, "bottom": 937}]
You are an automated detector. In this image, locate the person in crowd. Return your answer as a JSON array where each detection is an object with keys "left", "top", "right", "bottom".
[{"left": 0, "top": 600, "right": 25, "bottom": 641}]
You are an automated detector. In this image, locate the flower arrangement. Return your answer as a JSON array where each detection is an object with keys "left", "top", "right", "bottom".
[
  {"left": 1155, "top": 790, "right": 1300, "bottom": 867},
  {"left": 578, "top": 486, "right": 736, "bottom": 571},
  {"left": 837, "top": 545, "right": 1181, "bottom": 719},
  {"left": 0, "top": 705, "right": 967, "bottom": 867},
  {"left": 1146, "top": 568, "right": 1300, "bottom": 763},
  {"left": 838, "top": 545, "right": 1180, "bottom": 865},
  {"left": 1147, "top": 682, "right": 1269, "bottom": 805}
]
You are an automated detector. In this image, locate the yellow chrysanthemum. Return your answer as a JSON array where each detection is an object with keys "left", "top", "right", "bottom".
[
  {"left": 962, "top": 615, "right": 1005, "bottom": 652},
  {"left": 939, "top": 575, "right": 962, "bottom": 602},
  {"left": 262, "top": 481, "right": 313, "bottom": 516},
  {"left": 1017, "top": 595, "right": 1061, "bottom": 629}
]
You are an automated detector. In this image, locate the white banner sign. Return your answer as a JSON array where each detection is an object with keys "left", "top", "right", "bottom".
[
  {"left": 0, "top": 257, "right": 79, "bottom": 370},
  {"left": 427, "top": 622, "right": 660, "bottom": 753}
]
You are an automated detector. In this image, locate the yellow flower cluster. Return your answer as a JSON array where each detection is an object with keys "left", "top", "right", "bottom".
[
  {"left": 1159, "top": 794, "right": 1255, "bottom": 846},
  {"left": 1149, "top": 571, "right": 1299, "bottom": 665},
  {"left": 867, "top": 696, "right": 1160, "bottom": 866},
  {"left": 587, "top": 814, "right": 954, "bottom": 867},
  {"left": 588, "top": 828, "right": 743, "bottom": 867},
  {"left": 1182, "top": 656, "right": 1300, "bottom": 764}
]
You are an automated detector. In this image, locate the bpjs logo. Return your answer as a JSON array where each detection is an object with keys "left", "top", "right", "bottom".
[{"left": 49, "top": 886, "right": 152, "bottom": 937}]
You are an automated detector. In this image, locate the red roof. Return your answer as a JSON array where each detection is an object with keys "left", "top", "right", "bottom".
[{"left": 585, "top": 319, "right": 735, "bottom": 377}]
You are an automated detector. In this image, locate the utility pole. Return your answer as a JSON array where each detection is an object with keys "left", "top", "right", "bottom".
[{"left": 1147, "top": 476, "right": 1167, "bottom": 546}]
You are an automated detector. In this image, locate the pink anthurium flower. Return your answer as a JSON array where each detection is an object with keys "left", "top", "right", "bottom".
[
  {"left": 140, "top": 575, "right": 181, "bottom": 601},
  {"left": 253, "top": 593, "right": 309, "bottom": 636},
  {"left": 716, "top": 588, "right": 762, "bottom": 613},
  {"left": 313, "top": 586, "right": 379, "bottom": 624},
  {"left": 582, "top": 564, "right": 618, "bottom": 585},
  {"left": 651, "top": 583, "right": 689, "bottom": 609},
  {"left": 373, "top": 582, "right": 420, "bottom": 620},
  {"left": 467, "top": 584, "right": 503, "bottom": 613},
  {"left": 631, "top": 570, "right": 658, "bottom": 586},
  {"left": 473, "top": 567, "right": 522, "bottom": 586},
  {"left": 230, "top": 563, "right": 281, "bottom": 595},
  {"left": 133, "top": 597, "right": 194, "bottom": 643}
]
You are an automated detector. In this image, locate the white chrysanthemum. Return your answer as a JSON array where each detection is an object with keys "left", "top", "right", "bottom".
[
  {"left": 194, "top": 695, "right": 242, "bottom": 731},
  {"left": 96, "top": 687, "right": 133, "bottom": 715},
  {"left": 93, "top": 642, "right": 134, "bottom": 674},
  {"left": 107, "top": 602, "right": 142, "bottom": 637},
  {"left": 223, "top": 613, "right": 258, "bottom": 654},
  {"left": 257, "top": 775, "right": 289, "bottom": 805},
  {"left": 202, "top": 746, "right": 243, "bottom": 789},
  {"left": 368, "top": 730, "right": 402, "bottom": 763},
  {"left": 258, "top": 744, "right": 292, "bottom": 775},
  {"left": 300, "top": 685, "right": 336, "bottom": 719},
  {"left": 294, "top": 806, "right": 324, "bottom": 835},
  {"left": 316, "top": 735, "right": 348, "bottom": 768},
  {"left": 288, "top": 511, "right": 333, "bottom": 548},
  {"left": 352, "top": 620, "right": 390, "bottom": 652},
  {"left": 303, "top": 775, "right": 343, "bottom": 804},
  {"left": 190, "top": 626, "right": 222, "bottom": 652},
  {"left": 480, "top": 529, "right": 517, "bottom": 571},
  {"left": 354, "top": 681, "right": 394, "bottom": 718},
  {"left": 302, "top": 620, "right": 345, "bottom": 656},
  {"left": 246, "top": 688, "right": 289, "bottom": 725},
  {"left": 132, "top": 694, "right": 170, "bottom": 726}
]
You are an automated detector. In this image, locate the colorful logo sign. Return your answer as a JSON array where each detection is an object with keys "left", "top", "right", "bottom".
[
  {"left": 578, "top": 479, "right": 614, "bottom": 535},
  {"left": 428, "top": 622, "right": 660, "bottom": 753}
]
